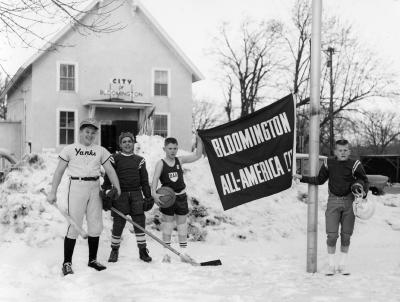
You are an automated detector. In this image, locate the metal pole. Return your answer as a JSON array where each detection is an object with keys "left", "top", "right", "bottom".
[
  {"left": 327, "top": 47, "right": 335, "bottom": 155},
  {"left": 307, "top": 0, "right": 322, "bottom": 273}
]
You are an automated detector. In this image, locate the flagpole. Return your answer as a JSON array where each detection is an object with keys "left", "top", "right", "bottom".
[
  {"left": 307, "top": 0, "right": 322, "bottom": 273},
  {"left": 292, "top": 93, "right": 298, "bottom": 177}
]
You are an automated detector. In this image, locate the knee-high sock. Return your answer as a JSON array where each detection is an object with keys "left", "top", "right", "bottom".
[
  {"left": 111, "top": 234, "right": 122, "bottom": 250},
  {"left": 328, "top": 253, "right": 335, "bottom": 267},
  {"left": 339, "top": 251, "right": 348, "bottom": 266},
  {"left": 327, "top": 245, "right": 335, "bottom": 267},
  {"left": 135, "top": 233, "right": 146, "bottom": 248},
  {"left": 88, "top": 236, "right": 99, "bottom": 261},
  {"left": 64, "top": 237, "right": 76, "bottom": 264},
  {"left": 111, "top": 216, "right": 126, "bottom": 250},
  {"left": 132, "top": 214, "right": 146, "bottom": 249},
  {"left": 162, "top": 221, "right": 174, "bottom": 249},
  {"left": 177, "top": 223, "right": 187, "bottom": 249}
]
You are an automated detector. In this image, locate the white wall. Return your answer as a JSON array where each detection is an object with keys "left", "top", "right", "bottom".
[
  {"left": 0, "top": 121, "right": 22, "bottom": 159},
  {"left": 6, "top": 72, "right": 32, "bottom": 155},
  {"left": 29, "top": 1, "right": 195, "bottom": 153}
]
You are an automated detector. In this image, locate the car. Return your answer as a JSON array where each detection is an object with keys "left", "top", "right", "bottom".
[
  {"left": 295, "top": 153, "right": 388, "bottom": 195},
  {"left": 366, "top": 174, "right": 389, "bottom": 195},
  {"left": 295, "top": 153, "right": 327, "bottom": 175}
]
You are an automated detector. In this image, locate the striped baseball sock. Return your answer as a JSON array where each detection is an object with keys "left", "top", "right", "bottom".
[
  {"left": 162, "top": 221, "right": 173, "bottom": 250},
  {"left": 135, "top": 232, "right": 146, "bottom": 248},
  {"left": 111, "top": 234, "right": 121, "bottom": 250},
  {"left": 177, "top": 223, "right": 188, "bottom": 250}
]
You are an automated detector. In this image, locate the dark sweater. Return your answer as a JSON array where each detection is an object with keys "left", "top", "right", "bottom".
[
  {"left": 301, "top": 157, "right": 369, "bottom": 197},
  {"left": 102, "top": 153, "right": 151, "bottom": 197}
]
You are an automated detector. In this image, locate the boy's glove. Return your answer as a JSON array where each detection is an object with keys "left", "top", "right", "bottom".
[
  {"left": 100, "top": 187, "right": 119, "bottom": 211},
  {"left": 351, "top": 179, "right": 367, "bottom": 198},
  {"left": 143, "top": 196, "right": 155, "bottom": 212}
]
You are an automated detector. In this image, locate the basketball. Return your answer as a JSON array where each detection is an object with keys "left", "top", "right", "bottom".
[{"left": 156, "top": 186, "right": 176, "bottom": 208}]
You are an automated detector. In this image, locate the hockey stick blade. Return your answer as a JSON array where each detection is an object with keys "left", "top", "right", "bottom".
[
  {"left": 111, "top": 207, "right": 222, "bottom": 267},
  {"left": 200, "top": 259, "right": 222, "bottom": 266}
]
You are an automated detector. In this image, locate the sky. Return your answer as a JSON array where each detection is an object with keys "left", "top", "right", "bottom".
[{"left": 1, "top": 0, "right": 400, "bottom": 107}]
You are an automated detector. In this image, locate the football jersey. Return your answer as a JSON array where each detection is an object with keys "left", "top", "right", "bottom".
[
  {"left": 102, "top": 152, "right": 151, "bottom": 196},
  {"left": 59, "top": 143, "right": 111, "bottom": 177},
  {"left": 301, "top": 158, "right": 369, "bottom": 196},
  {"left": 159, "top": 158, "right": 186, "bottom": 192}
]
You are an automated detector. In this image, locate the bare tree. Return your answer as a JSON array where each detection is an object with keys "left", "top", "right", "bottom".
[
  {"left": 0, "top": 73, "right": 6, "bottom": 120},
  {"left": 212, "top": 18, "right": 284, "bottom": 117},
  {"left": 281, "top": 0, "right": 399, "bottom": 152},
  {"left": 280, "top": 0, "right": 311, "bottom": 104},
  {"left": 0, "top": 0, "right": 125, "bottom": 49},
  {"left": 222, "top": 75, "right": 234, "bottom": 122},
  {"left": 192, "top": 98, "right": 221, "bottom": 131},
  {"left": 359, "top": 110, "right": 400, "bottom": 154}
]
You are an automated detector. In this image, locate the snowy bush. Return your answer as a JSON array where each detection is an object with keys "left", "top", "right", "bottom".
[
  {"left": 23, "top": 153, "right": 46, "bottom": 169},
  {"left": 0, "top": 153, "right": 62, "bottom": 245}
]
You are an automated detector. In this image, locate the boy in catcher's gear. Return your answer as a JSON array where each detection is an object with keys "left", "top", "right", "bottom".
[
  {"left": 293, "top": 139, "right": 369, "bottom": 275},
  {"left": 151, "top": 135, "right": 203, "bottom": 262},
  {"left": 102, "top": 132, "right": 154, "bottom": 263},
  {"left": 47, "top": 119, "right": 121, "bottom": 276}
]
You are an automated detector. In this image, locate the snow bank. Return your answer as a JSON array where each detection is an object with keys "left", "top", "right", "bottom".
[
  {"left": 1, "top": 135, "right": 399, "bottom": 247},
  {"left": 0, "top": 153, "right": 66, "bottom": 246},
  {"left": 1, "top": 136, "right": 400, "bottom": 302}
]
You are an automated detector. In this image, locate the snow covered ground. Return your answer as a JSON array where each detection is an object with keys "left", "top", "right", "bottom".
[{"left": 0, "top": 136, "right": 399, "bottom": 302}]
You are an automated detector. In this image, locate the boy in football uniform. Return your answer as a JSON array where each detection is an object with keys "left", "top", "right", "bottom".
[
  {"left": 102, "top": 132, "right": 154, "bottom": 263},
  {"left": 151, "top": 135, "right": 203, "bottom": 262},
  {"left": 293, "top": 139, "right": 369, "bottom": 275},
  {"left": 47, "top": 119, "right": 121, "bottom": 276}
]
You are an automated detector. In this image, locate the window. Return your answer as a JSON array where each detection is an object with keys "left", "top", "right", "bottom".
[
  {"left": 153, "top": 114, "right": 168, "bottom": 137},
  {"left": 59, "top": 111, "right": 75, "bottom": 144},
  {"left": 59, "top": 64, "right": 75, "bottom": 91},
  {"left": 154, "top": 70, "right": 169, "bottom": 96}
]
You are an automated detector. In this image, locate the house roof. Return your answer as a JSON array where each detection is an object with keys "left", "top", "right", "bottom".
[{"left": 0, "top": 0, "right": 204, "bottom": 100}]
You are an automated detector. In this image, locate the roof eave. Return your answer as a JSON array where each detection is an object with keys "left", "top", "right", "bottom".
[
  {"left": 2, "top": 0, "right": 204, "bottom": 99},
  {"left": 0, "top": 66, "right": 32, "bottom": 99},
  {"left": 1, "top": 0, "right": 100, "bottom": 99}
]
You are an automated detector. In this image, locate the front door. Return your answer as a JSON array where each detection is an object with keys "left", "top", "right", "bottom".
[{"left": 101, "top": 120, "right": 138, "bottom": 154}]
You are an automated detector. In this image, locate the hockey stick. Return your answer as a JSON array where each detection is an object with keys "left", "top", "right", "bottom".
[
  {"left": 110, "top": 207, "right": 222, "bottom": 266},
  {"left": 40, "top": 189, "right": 88, "bottom": 239}
]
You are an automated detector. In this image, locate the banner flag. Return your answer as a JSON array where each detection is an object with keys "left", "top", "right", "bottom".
[{"left": 198, "top": 94, "right": 295, "bottom": 210}]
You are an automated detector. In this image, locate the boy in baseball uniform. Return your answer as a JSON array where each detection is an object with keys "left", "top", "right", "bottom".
[{"left": 47, "top": 118, "right": 121, "bottom": 276}]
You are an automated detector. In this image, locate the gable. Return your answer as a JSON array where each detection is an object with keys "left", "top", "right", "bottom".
[{"left": 1, "top": 0, "right": 203, "bottom": 99}]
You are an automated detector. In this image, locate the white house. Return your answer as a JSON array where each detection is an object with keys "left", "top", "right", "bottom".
[{"left": 0, "top": 0, "right": 203, "bottom": 159}]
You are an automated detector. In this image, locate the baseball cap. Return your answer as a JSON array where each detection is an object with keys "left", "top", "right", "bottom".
[{"left": 79, "top": 118, "right": 99, "bottom": 130}]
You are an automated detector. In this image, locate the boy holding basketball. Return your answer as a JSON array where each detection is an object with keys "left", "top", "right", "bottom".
[{"left": 151, "top": 135, "right": 203, "bottom": 262}]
